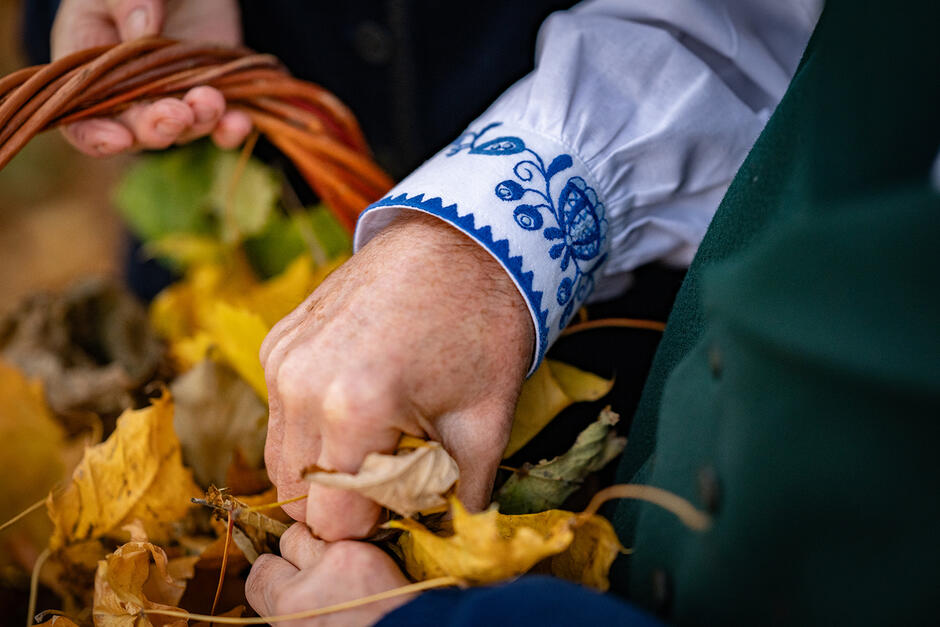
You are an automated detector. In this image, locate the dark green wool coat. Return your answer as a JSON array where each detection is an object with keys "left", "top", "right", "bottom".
[{"left": 607, "top": 1, "right": 940, "bottom": 624}]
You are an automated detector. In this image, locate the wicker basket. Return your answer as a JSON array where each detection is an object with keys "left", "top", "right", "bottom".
[{"left": 0, "top": 38, "right": 393, "bottom": 231}]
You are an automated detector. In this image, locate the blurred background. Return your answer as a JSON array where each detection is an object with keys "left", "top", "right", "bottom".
[{"left": 0, "top": 0, "right": 126, "bottom": 316}]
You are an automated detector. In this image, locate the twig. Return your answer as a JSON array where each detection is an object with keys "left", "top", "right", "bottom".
[
  {"left": 576, "top": 484, "right": 711, "bottom": 531},
  {"left": 561, "top": 318, "right": 666, "bottom": 336},
  {"left": 210, "top": 511, "right": 235, "bottom": 623}
]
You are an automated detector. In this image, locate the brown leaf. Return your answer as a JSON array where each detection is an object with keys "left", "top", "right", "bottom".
[
  {"left": 170, "top": 360, "right": 268, "bottom": 488},
  {"left": 0, "top": 279, "right": 165, "bottom": 420},
  {"left": 93, "top": 521, "right": 197, "bottom": 627},
  {"left": 304, "top": 442, "right": 459, "bottom": 517},
  {"left": 47, "top": 392, "right": 202, "bottom": 549}
]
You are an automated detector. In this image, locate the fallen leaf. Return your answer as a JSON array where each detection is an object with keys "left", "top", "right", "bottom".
[
  {"left": 202, "top": 302, "right": 269, "bottom": 400},
  {"left": 387, "top": 498, "right": 573, "bottom": 584},
  {"left": 304, "top": 442, "right": 459, "bottom": 517},
  {"left": 47, "top": 392, "right": 202, "bottom": 549},
  {"left": 170, "top": 360, "right": 268, "bottom": 488},
  {"left": 35, "top": 616, "right": 80, "bottom": 627},
  {"left": 0, "top": 279, "right": 165, "bottom": 420},
  {"left": 496, "top": 406, "right": 626, "bottom": 514},
  {"left": 504, "top": 360, "right": 614, "bottom": 458},
  {"left": 389, "top": 499, "right": 624, "bottom": 590},
  {"left": 93, "top": 521, "right": 198, "bottom": 627},
  {"left": 0, "top": 360, "right": 66, "bottom": 567},
  {"left": 41, "top": 540, "right": 111, "bottom": 616}
]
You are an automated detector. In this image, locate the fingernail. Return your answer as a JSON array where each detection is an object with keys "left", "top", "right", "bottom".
[
  {"left": 124, "top": 7, "right": 151, "bottom": 39},
  {"left": 155, "top": 119, "right": 185, "bottom": 137}
]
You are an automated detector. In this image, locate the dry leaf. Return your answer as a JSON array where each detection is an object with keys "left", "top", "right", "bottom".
[
  {"left": 504, "top": 510, "right": 625, "bottom": 591},
  {"left": 388, "top": 498, "right": 573, "bottom": 584},
  {"left": 390, "top": 499, "right": 624, "bottom": 590},
  {"left": 35, "top": 616, "right": 81, "bottom": 627},
  {"left": 304, "top": 442, "right": 459, "bottom": 517},
  {"left": 201, "top": 302, "right": 269, "bottom": 400},
  {"left": 505, "top": 360, "right": 613, "bottom": 458},
  {"left": 47, "top": 392, "right": 201, "bottom": 549},
  {"left": 93, "top": 521, "right": 198, "bottom": 627},
  {"left": 0, "top": 279, "right": 164, "bottom": 419},
  {"left": 496, "top": 406, "right": 626, "bottom": 514},
  {"left": 0, "top": 360, "right": 66, "bottom": 567},
  {"left": 170, "top": 360, "right": 267, "bottom": 488},
  {"left": 40, "top": 540, "right": 111, "bottom": 616}
]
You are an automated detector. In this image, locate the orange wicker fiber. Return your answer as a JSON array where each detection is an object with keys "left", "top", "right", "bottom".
[{"left": 0, "top": 38, "right": 394, "bottom": 232}]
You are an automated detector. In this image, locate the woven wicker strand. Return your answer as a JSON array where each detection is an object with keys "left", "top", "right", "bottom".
[{"left": 0, "top": 38, "right": 394, "bottom": 232}]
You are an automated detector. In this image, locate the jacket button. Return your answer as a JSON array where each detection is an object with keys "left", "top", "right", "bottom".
[
  {"left": 708, "top": 344, "right": 723, "bottom": 378},
  {"left": 650, "top": 568, "right": 673, "bottom": 615},
  {"left": 697, "top": 465, "right": 722, "bottom": 513}
]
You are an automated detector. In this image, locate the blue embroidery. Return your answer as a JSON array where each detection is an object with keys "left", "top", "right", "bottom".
[
  {"left": 363, "top": 193, "right": 551, "bottom": 368},
  {"left": 448, "top": 123, "right": 608, "bottom": 330}
]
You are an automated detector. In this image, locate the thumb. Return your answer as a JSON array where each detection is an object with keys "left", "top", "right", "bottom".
[{"left": 107, "top": 0, "right": 166, "bottom": 41}]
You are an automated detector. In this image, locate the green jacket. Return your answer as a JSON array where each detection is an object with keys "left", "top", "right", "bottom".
[{"left": 609, "top": 1, "right": 940, "bottom": 624}]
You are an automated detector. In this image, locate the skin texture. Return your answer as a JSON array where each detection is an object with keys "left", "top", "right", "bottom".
[
  {"left": 245, "top": 523, "right": 414, "bottom": 626},
  {"left": 261, "top": 211, "right": 534, "bottom": 539},
  {"left": 51, "top": 0, "right": 251, "bottom": 155}
]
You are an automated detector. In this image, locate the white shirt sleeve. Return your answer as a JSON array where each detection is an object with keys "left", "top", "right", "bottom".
[{"left": 354, "top": 0, "right": 822, "bottom": 373}]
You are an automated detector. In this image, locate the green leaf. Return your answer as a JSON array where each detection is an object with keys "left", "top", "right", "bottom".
[
  {"left": 243, "top": 213, "right": 308, "bottom": 278},
  {"left": 208, "top": 150, "right": 280, "bottom": 243},
  {"left": 113, "top": 142, "right": 215, "bottom": 241},
  {"left": 495, "top": 406, "right": 626, "bottom": 515},
  {"left": 304, "top": 204, "right": 352, "bottom": 259}
]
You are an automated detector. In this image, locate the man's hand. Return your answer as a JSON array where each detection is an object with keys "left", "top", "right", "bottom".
[
  {"left": 246, "top": 523, "right": 414, "bottom": 626},
  {"left": 262, "top": 211, "right": 534, "bottom": 540},
  {"left": 51, "top": 0, "right": 251, "bottom": 155}
]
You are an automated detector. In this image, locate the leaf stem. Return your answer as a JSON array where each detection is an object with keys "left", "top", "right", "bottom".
[
  {"left": 561, "top": 318, "right": 666, "bottom": 336},
  {"left": 0, "top": 497, "right": 46, "bottom": 534},
  {"left": 27, "top": 546, "right": 51, "bottom": 627},
  {"left": 238, "top": 493, "right": 307, "bottom": 513},
  {"left": 210, "top": 511, "right": 235, "bottom": 623},
  {"left": 577, "top": 484, "right": 711, "bottom": 531},
  {"left": 135, "top": 576, "right": 460, "bottom": 624}
]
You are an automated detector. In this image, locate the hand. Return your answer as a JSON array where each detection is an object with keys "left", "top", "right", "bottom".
[
  {"left": 246, "top": 523, "right": 414, "bottom": 626},
  {"left": 51, "top": 0, "right": 252, "bottom": 155},
  {"left": 261, "top": 211, "right": 534, "bottom": 540}
]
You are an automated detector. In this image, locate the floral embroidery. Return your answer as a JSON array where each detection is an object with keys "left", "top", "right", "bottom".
[{"left": 448, "top": 123, "right": 607, "bottom": 329}]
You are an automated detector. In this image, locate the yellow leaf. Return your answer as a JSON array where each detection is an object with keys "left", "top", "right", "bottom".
[
  {"left": 203, "top": 302, "right": 269, "bottom": 400},
  {"left": 504, "top": 360, "right": 614, "bottom": 458},
  {"left": 390, "top": 499, "right": 624, "bottom": 590},
  {"left": 47, "top": 392, "right": 201, "bottom": 549},
  {"left": 237, "top": 254, "right": 346, "bottom": 327},
  {"left": 92, "top": 521, "right": 197, "bottom": 627},
  {"left": 144, "top": 234, "right": 226, "bottom": 269},
  {"left": 388, "top": 498, "right": 574, "bottom": 584},
  {"left": 305, "top": 442, "right": 459, "bottom": 517},
  {"left": 505, "top": 510, "right": 625, "bottom": 591},
  {"left": 0, "top": 360, "right": 66, "bottom": 566}
]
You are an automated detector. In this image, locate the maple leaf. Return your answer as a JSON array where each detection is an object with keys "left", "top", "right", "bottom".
[
  {"left": 47, "top": 392, "right": 202, "bottom": 550},
  {"left": 505, "top": 360, "right": 614, "bottom": 458},
  {"left": 304, "top": 442, "right": 459, "bottom": 518},
  {"left": 0, "top": 360, "right": 66, "bottom": 567},
  {"left": 92, "top": 521, "right": 198, "bottom": 627},
  {"left": 496, "top": 406, "right": 627, "bottom": 514},
  {"left": 389, "top": 499, "right": 625, "bottom": 590},
  {"left": 170, "top": 360, "right": 268, "bottom": 488}
]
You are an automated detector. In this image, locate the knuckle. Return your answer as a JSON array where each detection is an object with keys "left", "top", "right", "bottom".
[{"left": 274, "top": 350, "right": 315, "bottom": 402}]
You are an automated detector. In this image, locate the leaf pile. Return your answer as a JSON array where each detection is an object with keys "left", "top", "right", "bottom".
[{"left": 1, "top": 142, "right": 631, "bottom": 625}]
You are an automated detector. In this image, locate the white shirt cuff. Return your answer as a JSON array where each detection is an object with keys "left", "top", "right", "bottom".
[{"left": 354, "top": 121, "right": 609, "bottom": 375}]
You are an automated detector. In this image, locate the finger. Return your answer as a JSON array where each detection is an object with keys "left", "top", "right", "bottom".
[
  {"left": 279, "top": 523, "right": 327, "bottom": 569},
  {"left": 211, "top": 110, "right": 253, "bottom": 150},
  {"left": 307, "top": 376, "right": 403, "bottom": 541},
  {"left": 174, "top": 86, "right": 226, "bottom": 144},
  {"left": 245, "top": 553, "right": 297, "bottom": 618},
  {"left": 105, "top": 0, "right": 165, "bottom": 41},
  {"left": 117, "top": 98, "right": 195, "bottom": 150},
  {"left": 60, "top": 119, "right": 134, "bottom": 156},
  {"left": 51, "top": 0, "right": 120, "bottom": 60},
  {"left": 437, "top": 402, "right": 514, "bottom": 511}
]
